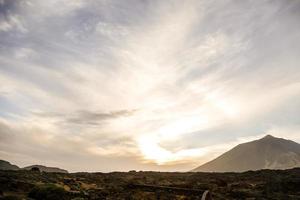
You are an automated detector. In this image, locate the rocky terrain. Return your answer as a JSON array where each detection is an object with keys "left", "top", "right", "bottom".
[{"left": 0, "top": 168, "right": 300, "bottom": 200}]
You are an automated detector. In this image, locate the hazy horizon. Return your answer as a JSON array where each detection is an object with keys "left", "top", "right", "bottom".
[{"left": 1, "top": 0, "right": 300, "bottom": 172}]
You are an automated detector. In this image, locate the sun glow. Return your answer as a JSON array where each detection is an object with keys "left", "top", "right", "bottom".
[
  {"left": 159, "top": 115, "right": 209, "bottom": 139},
  {"left": 205, "top": 92, "right": 241, "bottom": 118},
  {"left": 137, "top": 92, "right": 242, "bottom": 164},
  {"left": 138, "top": 134, "right": 207, "bottom": 165}
]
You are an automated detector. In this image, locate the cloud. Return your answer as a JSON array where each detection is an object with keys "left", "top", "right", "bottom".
[
  {"left": 0, "top": 0, "right": 27, "bottom": 32},
  {"left": 33, "top": 109, "right": 136, "bottom": 126},
  {"left": 0, "top": 0, "right": 300, "bottom": 171},
  {"left": 0, "top": 118, "right": 141, "bottom": 171}
]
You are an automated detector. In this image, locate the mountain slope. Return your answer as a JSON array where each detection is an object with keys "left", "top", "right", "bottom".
[
  {"left": 193, "top": 135, "right": 300, "bottom": 172},
  {"left": 23, "top": 165, "right": 68, "bottom": 173},
  {"left": 0, "top": 160, "right": 20, "bottom": 170}
]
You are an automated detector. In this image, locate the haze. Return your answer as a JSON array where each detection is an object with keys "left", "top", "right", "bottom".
[{"left": 0, "top": 0, "right": 300, "bottom": 172}]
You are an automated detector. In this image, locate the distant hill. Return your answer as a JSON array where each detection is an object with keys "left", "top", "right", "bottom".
[
  {"left": 193, "top": 135, "right": 300, "bottom": 172},
  {"left": 23, "top": 165, "right": 68, "bottom": 173},
  {"left": 0, "top": 160, "right": 68, "bottom": 173},
  {"left": 0, "top": 160, "right": 20, "bottom": 170}
]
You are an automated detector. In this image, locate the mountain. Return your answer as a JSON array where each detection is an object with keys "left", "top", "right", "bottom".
[
  {"left": 0, "top": 160, "right": 20, "bottom": 170},
  {"left": 0, "top": 160, "right": 68, "bottom": 173},
  {"left": 193, "top": 135, "right": 300, "bottom": 172},
  {"left": 23, "top": 165, "right": 68, "bottom": 173}
]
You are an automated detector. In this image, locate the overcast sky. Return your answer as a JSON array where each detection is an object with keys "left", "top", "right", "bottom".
[{"left": 0, "top": 0, "right": 300, "bottom": 172}]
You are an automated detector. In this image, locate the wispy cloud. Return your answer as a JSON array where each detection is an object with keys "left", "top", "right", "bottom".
[
  {"left": 0, "top": 0, "right": 300, "bottom": 171},
  {"left": 32, "top": 109, "right": 136, "bottom": 126}
]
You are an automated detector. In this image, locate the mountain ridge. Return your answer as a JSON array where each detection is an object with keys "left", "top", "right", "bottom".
[
  {"left": 0, "top": 160, "right": 20, "bottom": 170},
  {"left": 23, "top": 165, "right": 68, "bottom": 173},
  {"left": 0, "top": 160, "right": 68, "bottom": 173},
  {"left": 192, "top": 135, "right": 300, "bottom": 172}
]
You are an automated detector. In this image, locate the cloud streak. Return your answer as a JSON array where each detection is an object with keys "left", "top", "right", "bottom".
[
  {"left": 33, "top": 109, "right": 136, "bottom": 126},
  {"left": 0, "top": 0, "right": 300, "bottom": 171}
]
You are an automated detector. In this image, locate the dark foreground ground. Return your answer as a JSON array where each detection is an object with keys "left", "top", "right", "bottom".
[{"left": 0, "top": 168, "right": 300, "bottom": 200}]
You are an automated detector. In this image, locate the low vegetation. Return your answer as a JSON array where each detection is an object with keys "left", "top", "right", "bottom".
[
  {"left": 28, "top": 184, "right": 69, "bottom": 200},
  {"left": 0, "top": 168, "right": 300, "bottom": 199}
]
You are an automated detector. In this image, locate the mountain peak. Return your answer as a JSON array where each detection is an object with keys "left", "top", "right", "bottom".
[
  {"left": 193, "top": 135, "right": 300, "bottom": 172},
  {"left": 261, "top": 134, "right": 276, "bottom": 140}
]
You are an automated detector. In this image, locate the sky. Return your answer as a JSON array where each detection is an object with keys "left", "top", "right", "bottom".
[{"left": 0, "top": 0, "right": 300, "bottom": 172}]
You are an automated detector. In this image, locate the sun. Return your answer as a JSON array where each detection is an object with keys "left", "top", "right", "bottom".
[{"left": 136, "top": 92, "right": 242, "bottom": 164}]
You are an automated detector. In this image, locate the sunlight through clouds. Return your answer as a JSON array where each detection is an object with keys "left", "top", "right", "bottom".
[{"left": 0, "top": 0, "right": 300, "bottom": 171}]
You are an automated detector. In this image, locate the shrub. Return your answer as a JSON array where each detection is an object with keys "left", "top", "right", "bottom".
[
  {"left": 31, "top": 167, "right": 40, "bottom": 172},
  {"left": 0, "top": 196, "right": 22, "bottom": 200},
  {"left": 28, "top": 184, "right": 69, "bottom": 200}
]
